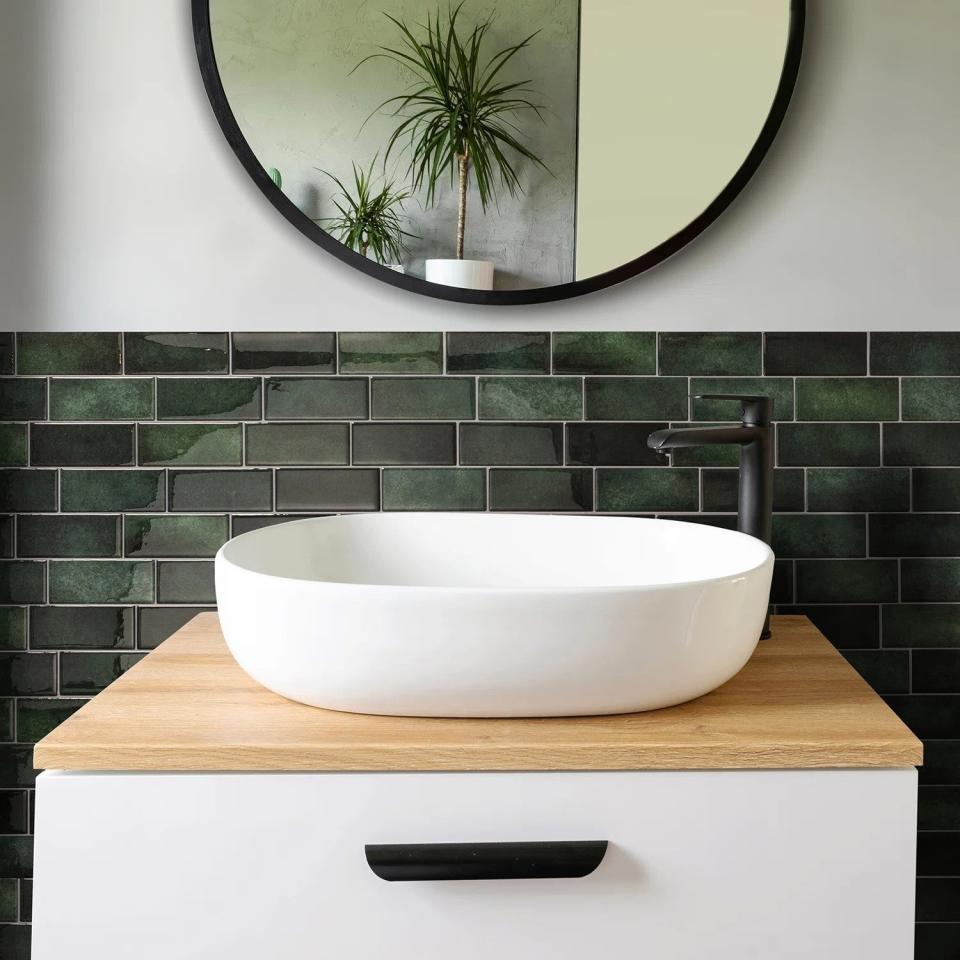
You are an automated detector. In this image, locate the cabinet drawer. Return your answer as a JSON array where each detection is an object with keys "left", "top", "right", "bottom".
[{"left": 33, "top": 769, "right": 916, "bottom": 959}]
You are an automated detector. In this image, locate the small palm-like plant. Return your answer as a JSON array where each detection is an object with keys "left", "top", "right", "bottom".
[
  {"left": 356, "top": 3, "right": 547, "bottom": 260},
  {"left": 320, "top": 159, "right": 416, "bottom": 265}
]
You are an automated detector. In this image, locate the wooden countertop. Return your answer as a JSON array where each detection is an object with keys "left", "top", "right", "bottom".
[{"left": 34, "top": 614, "right": 922, "bottom": 772}]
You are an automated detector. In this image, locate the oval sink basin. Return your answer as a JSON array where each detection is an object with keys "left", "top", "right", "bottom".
[{"left": 215, "top": 513, "right": 774, "bottom": 718}]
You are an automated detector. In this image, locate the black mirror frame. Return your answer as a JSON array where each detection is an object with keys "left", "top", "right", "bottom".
[{"left": 192, "top": 0, "right": 805, "bottom": 306}]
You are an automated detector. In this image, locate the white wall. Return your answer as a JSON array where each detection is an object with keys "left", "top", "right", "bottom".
[{"left": 0, "top": 0, "right": 957, "bottom": 332}]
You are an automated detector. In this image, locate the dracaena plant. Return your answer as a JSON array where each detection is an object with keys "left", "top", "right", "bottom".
[{"left": 355, "top": 2, "right": 548, "bottom": 260}]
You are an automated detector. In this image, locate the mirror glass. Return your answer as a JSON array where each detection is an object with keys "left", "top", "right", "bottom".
[{"left": 202, "top": 0, "right": 800, "bottom": 301}]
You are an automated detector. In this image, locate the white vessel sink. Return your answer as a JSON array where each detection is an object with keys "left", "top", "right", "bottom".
[{"left": 215, "top": 513, "right": 774, "bottom": 718}]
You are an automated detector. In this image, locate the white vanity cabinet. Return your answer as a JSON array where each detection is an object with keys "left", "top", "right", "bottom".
[{"left": 31, "top": 616, "right": 922, "bottom": 960}]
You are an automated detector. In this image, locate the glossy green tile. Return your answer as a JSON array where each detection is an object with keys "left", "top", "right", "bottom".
[
  {"left": 658, "top": 333, "right": 761, "bottom": 376},
  {"left": 567, "top": 423, "right": 667, "bottom": 466},
  {"left": 775, "top": 605, "right": 879, "bottom": 649},
  {"left": 0, "top": 789, "right": 25, "bottom": 833},
  {"left": 231, "top": 515, "right": 326, "bottom": 535},
  {"left": 913, "top": 652, "right": 960, "bottom": 694},
  {"left": 16, "top": 698, "right": 85, "bottom": 742},
  {"left": 49, "top": 377, "right": 153, "bottom": 421},
  {"left": 489, "top": 469, "right": 593, "bottom": 511},
  {"left": 0, "top": 379, "right": 45, "bottom": 421},
  {"left": 0, "top": 335, "right": 12, "bottom": 375},
  {"left": 0, "top": 608, "right": 26, "bottom": 650},
  {"left": 17, "top": 333, "right": 120, "bottom": 374},
  {"left": 383, "top": 469, "right": 485, "bottom": 511},
  {"left": 764, "top": 333, "right": 867, "bottom": 376},
  {"left": 869, "top": 514, "right": 960, "bottom": 557},
  {"left": 778, "top": 423, "right": 880, "bottom": 466},
  {"left": 30, "top": 606, "right": 134, "bottom": 650},
  {"left": 795, "top": 559, "right": 898, "bottom": 603},
  {"left": 157, "top": 377, "right": 260, "bottom": 420},
  {"left": 884, "top": 606, "right": 960, "bottom": 648},
  {"left": 871, "top": 332, "right": 960, "bottom": 375},
  {"left": 0, "top": 879, "right": 16, "bottom": 921},
  {"left": 903, "top": 378, "right": 960, "bottom": 420},
  {"left": 275, "top": 469, "right": 379, "bottom": 511},
  {"left": 124, "top": 515, "right": 228, "bottom": 558},
  {"left": 59, "top": 652, "right": 145, "bottom": 695},
  {"left": 245, "top": 423, "right": 348, "bottom": 465},
  {"left": 597, "top": 469, "right": 698, "bottom": 512},
  {"left": 552, "top": 333, "right": 656, "bottom": 375},
  {"left": 0, "top": 653, "right": 56, "bottom": 695},
  {"left": 585, "top": 378, "right": 687, "bottom": 421},
  {"left": 17, "top": 515, "right": 120, "bottom": 558},
  {"left": 0, "top": 425, "right": 26, "bottom": 467},
  {"left": 806, "top": 468, "right": 910, "bottom": 513},
  {"left": 371, "top": 378, "right": 474, "bottom": 420},
  {"left": 0, "top": 836, "right": 33, "bottom": 878},
  {"left": 339, "top": 333, "right": 442, "bottom": 373},
  {"left": 138, "top": 606, "right": 214, "bottom": 649},
  {"left": 702, "top": 468, "right": 805, "bottom": 513},
  {"left": 19, "top": 878, "right": 32, "bottom": 923},
  {"left": 265, "top": 377, "right": 368, "bottom": 420},
  {"left": 353, "top": 423, "right": 455, "bottom": 465},
  {"left": 903, "top": 561, "right": 960, "bottom": 602},
  {"left": 232, "top": 332, "right": 335, "bottom": 373},
  {"left": 0, "top": 469, "right": 57, "bottom": 512},
  {"left": 168, "top": 470, "right": 272, "bottom": 512},
  {"left": 668, "top": 424, "right": 740, "bottom": 467},
  {"left": 446, "top": 333, "right": 549, "bottom": 374},
  {"left": 771, "top": 514, "right": 866, "bottom": 558},
  {"left": 795, "top": 377, "right": 898, "bottom": 421},
  {"left": 0, "top": 701, "right": 12, "bottom": 741},
  {"left": 691, "top": 378, "right": 794, "bottom": 422},
  {"left": 48, "top": 561, "right": 153, "bottom": 604},
  {"left": 917, "top": 790, "right": 960, "bottom": 832},
  {"left": 771, "top": 559, "right": 794, "bottom": 603},
  {"left": 0, "top": 745, "right": 37, "bottom": 788},
  {"left": 460, "top": 423, "right": 562, "bottom": 465},
  {"left": 914, "top": 469, "right": 960, "bottom": 511},
  {"left": 842, "top": 650, "right": 910, "bottom": 695},
  {"left": 156, "top": 561, "right": 215, "bottom": 603},
  {"left": 123, "top": 333, "right": 228, "bottom": 374},
  {"left": 139, "top": 423, "right": 241, "bottom": 466},
  {"left": 61, "top": 469, "right": 165, "bottom": 512},
  {"left": 31, "top": 424, "right": 134, "bottom": 467},
  {"left": 479, "top": 378, "right": 581, "bottom": 420},
  {"left": 885, "top": 423, "right": 960, "bottom": 466},
  {"left": 0, "top": 563, "right": 44, "bottom": 604},
  {"left": 0, "top": 517, "right": 9, "bottom": 559}
]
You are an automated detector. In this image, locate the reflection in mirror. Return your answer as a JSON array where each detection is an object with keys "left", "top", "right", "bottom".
[{"left": 205, "top": 0, "right": 799, "bottom": 298}]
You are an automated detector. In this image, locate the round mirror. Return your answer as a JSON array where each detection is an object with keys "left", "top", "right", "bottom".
[{"left": 194, "top": 0, "right": 803, "bottom": 304}]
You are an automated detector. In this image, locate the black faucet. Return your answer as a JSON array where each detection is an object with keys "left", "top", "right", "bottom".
[{"left": 647, "top": 394, "right": 775, "bottom": 639}]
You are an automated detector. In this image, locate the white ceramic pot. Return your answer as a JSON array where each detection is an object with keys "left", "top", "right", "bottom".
[
  {"left": 425, "top": 258, "right": 494, "bottom": 290},
  {"left": 384, "top": 264, "right": 405, "bottom": 274}
]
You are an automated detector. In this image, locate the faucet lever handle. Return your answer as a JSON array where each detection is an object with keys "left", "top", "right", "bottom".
[{"left": 692, "top": 394, "right": 773, "bottom": 426}]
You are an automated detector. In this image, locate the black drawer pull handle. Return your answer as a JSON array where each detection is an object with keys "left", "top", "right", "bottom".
[{"left": 365, "top": 840, "right": 608, "bottom": 882}]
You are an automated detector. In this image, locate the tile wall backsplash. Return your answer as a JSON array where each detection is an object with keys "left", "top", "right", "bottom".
[{"left": 1, "top": 330, "right": 959, "bottom": 955}]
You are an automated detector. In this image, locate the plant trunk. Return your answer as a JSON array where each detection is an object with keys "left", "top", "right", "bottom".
[{"left": 456, "top": 153, "right": 469, "bottom": 260}]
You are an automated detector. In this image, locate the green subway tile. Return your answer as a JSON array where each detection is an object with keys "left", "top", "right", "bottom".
[
  {"left": 30, "top": 606, "right": 134, "bottom": 650},
  {"left": 139, "top": 423, "right": 241, "bottom": 466},
  {"left": 0, "top": 379, "right": 45, "bottom": 420},
  {"left": 383, "top": 469, "right": 485, "bottom": 511},
  {"left": 479, "top": 378, "right": 581, "bottom": 420},
  {"left": 0, "top": 835, "right": 33, "bottom": 877},
  {"left": 0, "top": 563, "right": 44, "bottom": 604},
  {"left": 903, "top": 560, "right": 960, "bottom": 602},
  {"left": 0, "top": 517, "right": 9, "bottom": 559},
  {"left": 702, "top": 468, "right": 805, "bottom": 513},
  {"left": 124, "top": 515, "right": 228, "bottom": 558},
  {"left": 353, "top": 423, "right": 455, "bottom": 465},
  {"left": 138, "top": 607, "right": 213, "bottom": 649},
  {"left": 49, "top": 377, "right": 153, "bottom": 421},
  {"left": 0, "top": 424, "right": 26, "bottom": 466},
  {"left": 914, "top": 469, "right": 960, "bottom": 511},
  {"left": 17, "top": 333, "right": 120, "bottom": 374},
  {"left": 489, "top": 469, "right": 593, "bottom": 511},
  {"left": 806, "top": 468, "right": 910, "bottom": 513},
  {"left": 61, "top": 469, "right": 165, "bottom": 512},
  {"left": 778, "top": 423, "right": 880, "bottom": 466},
  {"left": 885, "top": 423, "right": 960, "bottom": 466},
  {"left": 597, "top": 468, "right": 698, "bottom": 512},
  {"left": 371, "top": 378, "right": 474, "bottom": 420},
  {"left": 658, "top": 333, "right": 761, "bottom": 376},
  {"left": 0, "top": 608, "right": 26, "bottom": 650},
  {"left": 16, "top": 698, "right": 85, "bottom": 742},
  {"left": 913, "top": 652, "right": 960, "bottom": 694},
  {"left": 60, "top": 652, "right": 145, "bottom": 695},
  {"left": 871, "top": 332, "right": 960, "bottom": 375},
  {"left": 231, "top": 515, "right": 327, "bottom": 535},
  {"left": 870, "top": 514, "right": 960, "bottom": 557},
  {"left": 232, "top": 332, "right": 335, "bottom": 373},
  {"left": 795, "top": 559, "right": 898, "bottom": 603},
  {"left": 460, "top": 423, "right": 562, "bottom": 465},
  {"left": 31, "top": 423, "right": 134, "bottom": 466},
  {"left": 245, "top": 423, "right": 349, "bottom": 465},
  {"left": 17, "top": 515, "right": 120, "bottom": 558},
  {"left": 764, "top": 333, "right": 867, "bottom": 376},
  {"left": 567, "top": 423, "right": 667, "bottom": 466},
  {"left": 771, "top": 560, "right": 794, "bottom": 604},
  {"left": 48, "top": 561, "right": 153, "bottom": 604},
  {"left": 447, "top": 333, "right": 549, "bottom": 374},
  {"left": 339, "top": 333, "right": 442, "bottom": 373},
  {"left": 275, "top": 469, "right": 379, "bottom": 511},
  {"left": 585, "top": 378, "right": 687, "bottom": 421},
  {"left": 123, "top": 333, "right": 228, "bottom": 374},
  {"left": 795, "top": 377, "right": 898, "bottom": 421},
  {"left": 157, "top": 377, "right": 260, "bottom": 420},
  {"left": 776, "top": 605, "right": 879, "bottom": 649},
  {"left": 0, "top": 701, "right": 12, "bottom": 742},
  {"left": 0, "top": 469, "right": 57, "bottom": 512},
  {"left": 0, "top": 878, "right": 16, "bottom": 920},
  {"left": 156, "top": 561, "right": 215, "bottom": 603},
  {"left": 552, "top": 333, "right": 656, "bottom": 375},
  {"left": 918, "top": 789, "right": 960, "bottom": 832},
  {"left": 0, "top": 335, "right": 12, "bottom": 375},
  {"left": 169, "top": 469, "right": 272, "bottom": 512},
  {"left": 883, "top": 605, "right": 960, "bottom": 648},
  {"left": 0, "top": 745, "right": 37, "bottom": 787},
  {"left": 669, "top": 424, "right": 741, "bottom": 467},
  {"left": 771, "top": 514, "right": 865, "bottom": 558},
  {"left": 691, "top": 379, "right": 794, "bottom": 422},
  {"left": 841, "top": 650, "right": 910, "bottom": 695},
  {"left": 902, "top": 378, "right": 960, "bottom": 420},
  {"left": 265, "top": 377, "right": 368, "bottom": 420},
  {"left": 0, "top": 653, "right": 56, "bottom": 695},
  {"left": 0, "top": 788, "right": 26, "bottom": 833}
]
